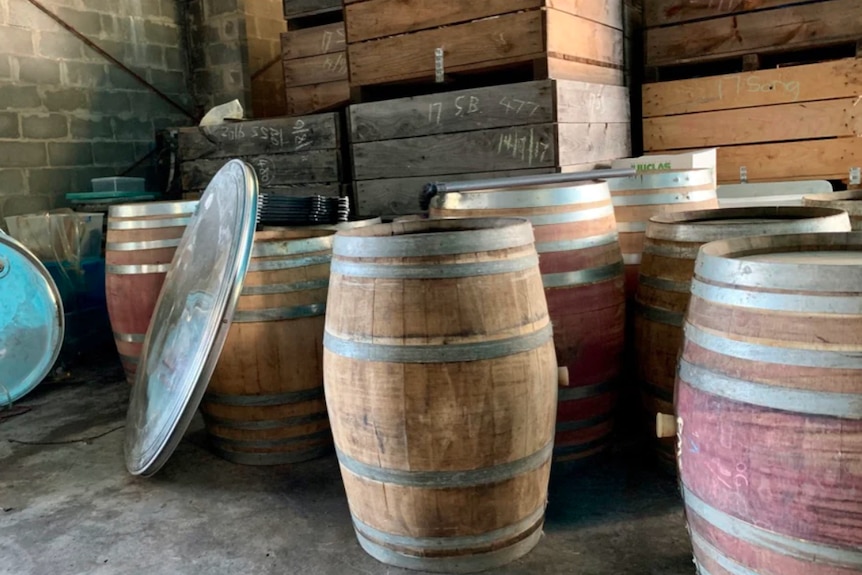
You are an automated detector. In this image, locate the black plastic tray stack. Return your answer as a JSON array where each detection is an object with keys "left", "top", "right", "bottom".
[{"left": 258, "top": 194, "right": 350, "bottom": 226}]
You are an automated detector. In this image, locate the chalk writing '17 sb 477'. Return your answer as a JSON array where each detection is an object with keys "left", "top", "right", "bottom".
[
  {"left": 427, "top": 96, "right": 481, "bottom": 125},
  {"left": 499, "top": 96, "right": 541, "bottom": 116}
]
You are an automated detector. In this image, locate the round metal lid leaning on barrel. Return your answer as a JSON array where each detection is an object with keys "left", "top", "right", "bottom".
[
  {"left": 429, "top": 180, "right": 625, "bottom": 464},
  {"left": 323, "top": 218, "right": 558, "bottom": 572},
  {"left": 676, "top": 232, "right": 862, "bottom": 575},
  {"left": 634, "top": 206, "right": 852, "bottom": 469}
]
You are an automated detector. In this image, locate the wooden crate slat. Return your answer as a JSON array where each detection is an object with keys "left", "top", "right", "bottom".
[
  {"left": 344, "top": 0, "right": 540, "bottom": 43},
  {"left": 557, "top": 123, "right": 631, "bottom": 165},
  {"left": 549, "top": 0, "right": 624, "bottom": 30},
  {"left": 349, "top": 81, "right": 556, "bottom": 143},
  {"left": 643, "top": 58, "right": 862, "bottom": 117},
  {"left": 644, "top": 98, "right": 862, "bottom": 150},
  {"left": 287, "top": 81, "right": 350, "bottom": 115},
  {"left": 352, "top": 123, "right": 559, "bottom": 180},
  {"left": 547, "top": 9, "right": 624, "bottom": 69},
  {"left": 547, "top": 57, "right": 625, "bottom": 86},
  {"left": 177, "top": 114, "right": 340, "bottom": 161},
  {"left": 355, "top": 168, "right": 555, "bottom": 216},
  {"left": 283, "top": 0, "right": 342, "bottom": 20},
  {"left": 284, "top": 52, "right": 348, "bottom": 86},
  {"left": 347, "top": 11, "right": 546, "bottom": 87},
  {"left": 556, "top": 81, "right": 630, "bottom": 123},
  {"left": 181, "top": 151, "right": 341, "bottom": 189},
  {"left": 644, "top": 0, "right": 817, "bottom": 28},
  {"left": 281, "top": 22, "right": 345, "bottom": 60},
  {"left": 646, "top": 0, "right": 862, "bottom": 67},
  {"left": 713, "top": 137, "right": 862, "bottom": 183}
]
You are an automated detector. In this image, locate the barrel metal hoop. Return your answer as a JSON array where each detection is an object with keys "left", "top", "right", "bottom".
[
  {"left": 557, "top": 380, "right": 617, "bottom": 402},
  {"left": 113, "top": 332, "right": 145, "bottom": 343},
  {"left": 685, "top": 323, "right": 862, "bottom": 369},
  {"left": 622, "top": 253, "right": 642, "bottom": 265},
  {"left": 336, "top": 441, "right": 552, "bottom": 488},
  {"left": 617, "top": 222, "right": 647, "bottom": 233},
  {"left": 690, "top": 530, "right": 759, "bottom": 575},
  {"left": 638, "top": 275, "right": 691, "bottom": 294},
  {"left": 208, "top": 428, "right": 332, "bottom": 449},
  {"left": 333, "top": 225, "right": 533, "bottom": 258},
  {"left": 351, "top": 505, "right": 545, "bottom": 552},
  {"left": 612, "top": 190, "right": 717, "bottom": 207},
  {"left": 331, "top": 254, "right": 539, "bottom": 280},
  {"left": 106, "top": 263, "right": 171, "bottom": 274},
  {"left": 119, "top": 353, "right": 139, "bottom": 365},
  {"left": 203, "top": 387, "right": 324, "bottom": 406},
  {"left": 252, "top": 236, "right": 333, "bottom": 258},
  {"left": 354, "top": 521, "right": 543, "bottom": 574},
  {"left": 535, "top": 232, "right": 619, "bottom": 255},
  {"left": 634, "top": 301, "right": 685, "bottom": 327},
  {"left": 241, "top": 279, "right": 329, "bottom": 296},
  {"left": 433, "top": 182, "right": 610, "bottom": 209},
  {"left": 247, "top": 255, "right": 331, "bottom": 273},
  {"left": 684, "top": 486, "right": 862, "bottom": 569},
  {"left": 109, "top": 200, "right": 198, "bottom": 218},
  {"left": 202, "top": 410, "right": 329, "bottom": 430},
  {"left": 107, "top": 216, "right": 191, "bottom": 230},
  {"left": 105, "top": 238, "right": 181, "bottom": 251},
  {"left": 324, "top": 323, "right": 553, "bottom": 364},
  {"left": 643, "top": 242, "right": 701, "bottom": 260},
  {"left": 691, "top": 279, "right": 862, "bottom": 314},
  {"left": 542, "top": 262, "right": 623, "bottom": 289},
  {"left": 527, "top": 205, "right": 615, "bottom": 227},
  {"left": 232, "top": 303, "right": 326, "bottom": 323},
  {"left": 679, "top": 359, "right": 862, "bottom": 419},
  {"left": 607, "top": 169, "right": 715, "bottom": 191},
  {"left": 209, "top": 443, "right": 332, "bottom": 466}
]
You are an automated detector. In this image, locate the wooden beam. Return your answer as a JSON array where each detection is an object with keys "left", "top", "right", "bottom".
[
  {"left": 644, "top": 0, "right": 817, "bottom": 28},
  {"left": 546, "top": 9, "right": 625, "bottom": 69},
  {"left": 181, "top": 151, "right": 342, "bottom": 189},
  {"left": 283, "top": 52, "right": 348, "bottom": 86},
  {"left": 644, "top": 98, "right": 862, "bottom": 150},
  {"left": 714, "top": 138, "right": 862, "bottom": 183},
  {"left": 286, "top": 81, "right": 350, "bottom": 116},
  {"left": 643, "top": 58, "right": 862, "bottom": 117},
  {"left": 557, "top": 123, "right": 631, "bottom": 165},
  {"left": 646, "top": 0, "right": 862, "bottom": 67}
]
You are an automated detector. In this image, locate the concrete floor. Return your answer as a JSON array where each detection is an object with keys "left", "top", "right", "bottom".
[{"left": 0, "top": 358, "right": 694, "bottom": 575}]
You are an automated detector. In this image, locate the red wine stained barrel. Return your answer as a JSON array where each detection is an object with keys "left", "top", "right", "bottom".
[
  {"left": 325, "top": 218, "right": 557, "bottom": 572},
  {"left": 105, "top": 200, "right": 197, "bottom": 383},
  {"left": 804, "top": 190, "right": 862, "bottom": 230},
  {"left": 607, "top": 169, "right": 718, "bottom": 299},
  {"left": 678, "top": 232, "right": 862, "bottom": 575},
  {"left": 430, "top": 181, "right": 625, "bottom": 463},
  {"left": 636, "top": 207, "right": 851, "bottom": 468}
]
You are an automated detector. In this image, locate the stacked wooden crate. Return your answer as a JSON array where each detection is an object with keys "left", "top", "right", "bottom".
[
  {"left": 281, "top": 0, "right": 350, "bottom": 115},
  {"left": 177, "top": 114, "right": 344, "bottom": 198},
  {"left": 643, "top": 0, "right": 862, "bottom": 185},
  {"left": 344, "top": 0, "right": 633, "bottom": 217}
]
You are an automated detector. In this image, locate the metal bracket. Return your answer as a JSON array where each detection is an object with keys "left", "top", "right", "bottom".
[
  {"left": 850, "top": 167, "right": 861, "bottom": 185},
  {"left": 739, "top": 166, "right": 748, "bottom": 184},
  {"left": 434, "top": 48, "right": 444, "bottom": 83}
]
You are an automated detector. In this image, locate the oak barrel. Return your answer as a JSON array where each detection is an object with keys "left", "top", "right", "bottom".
[
  {"left": 202, "top": 229, "right": 335, "bottom": 465},
  {"left": 324, "top": 218, "right": 557, "bottom": 573},
  {"left": 678, "top": 232, "right": 862, "bottom": 575},
  {"left": 607, "top": 169, "right": 718, "bottom": 298},
  {"left": 430, "top": 182, "right": 625, "bottom": 463},
  {"left": 105, "top": 200, "right": 198, "bottom": 383},
  {"left": 635, "top": 207, "right": 851, "bottom": 468},
  {"left": 804, "top": 190, "right": 862, "bottom": 230}
]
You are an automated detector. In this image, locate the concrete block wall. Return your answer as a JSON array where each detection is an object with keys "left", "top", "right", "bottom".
[{"left": 0, "top": 0, "right": 195, "bottom": 223}]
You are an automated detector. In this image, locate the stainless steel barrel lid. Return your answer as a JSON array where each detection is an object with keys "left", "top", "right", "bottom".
[
  {"left": 0, "top": 231, "right": 64, "bottom": 406},
  {"left": 124, "top": 160, "right": 259, "bottom": 477}
]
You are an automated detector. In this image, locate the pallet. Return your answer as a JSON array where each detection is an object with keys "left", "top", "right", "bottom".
[
  {"left": 344, "top": 1, "right": 626, "bottom": 98},
  {"left": 642, "top": 58, "right": 862, "bottom": 185},
  {"left": 645, "top": 0, "right": 862, "bottom": 76},
  {"left": 176, "top": 114, "right": 346, "bottom": 192},
  {"left": 281, "top": 20, "right": 350, "bottom": 115},
  {"left": 349, "top": 78, "right": 631, "bottom": 216}
]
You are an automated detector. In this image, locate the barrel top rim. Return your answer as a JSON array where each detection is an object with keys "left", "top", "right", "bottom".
[
  {"left": 109, "top": 200, "right": 199, "bottom": 218},
  {"left": 333, "top": 217, "right": 533, "bottom": 239},
  {"left": 804, "top": 190, "right": 862, "bottom": 204},
  {"left": 253, "top": 228, "right": 336, "bottom": 242},
  {"left": 443, "top": 180, "right": 607, "bottom": 194},
  {"left": 649, "top": 206, "right": 849, "bottom": 225}
]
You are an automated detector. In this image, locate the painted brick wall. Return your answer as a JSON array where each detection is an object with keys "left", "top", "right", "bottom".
[{"left": 0, "top": 0, "right": 196, "bottom": 223}]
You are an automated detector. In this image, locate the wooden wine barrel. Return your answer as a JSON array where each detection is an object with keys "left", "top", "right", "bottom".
[
  {"left": 324, "top": 218, "right": 557, "bottom": 572},
  {"left": 636, "top": 207, "right": 851, "bottom": 468},
  {"left": 677, "top": 232, "right": 862, "bottom": 575},
  {"left": 804, "top": 190, "right": 862, "bottom": 230},
  {"left": 430, "top": 181, "right": 624, "bottom": 463},
  {"left": 202, "top": 229, "right": 335, "bottom": 465},
  {"left": 607, "top": 169, "right": 718, "bottom": 298},
  {"left": 105, "top": 200, "right": 198, "bottom": 384}
]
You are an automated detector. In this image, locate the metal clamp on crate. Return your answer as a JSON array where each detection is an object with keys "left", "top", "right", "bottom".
[{"left": 419, "top": 168, "right": 638, "bottom": 210}]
